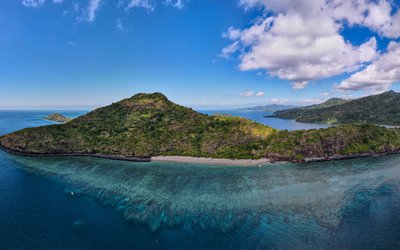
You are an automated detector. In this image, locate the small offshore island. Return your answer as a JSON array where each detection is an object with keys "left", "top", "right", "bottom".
[
  {"left": 44, "top": 113, "right": 72, "bottom": 123},
  {"left": 2, "top": 92, "right": 400, "bottom": 164}
]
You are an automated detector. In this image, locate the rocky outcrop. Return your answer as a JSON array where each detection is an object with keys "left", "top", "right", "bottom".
[{"left": 45, "top": 113, "right": 72, "bottom": 123}]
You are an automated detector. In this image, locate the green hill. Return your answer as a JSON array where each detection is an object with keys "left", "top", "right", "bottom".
[
  {"left": 272, "top": 91, "right": 400, "bottom": 125},
  {"left": 2, "top": 92, "right": 400, "bottom": 162},
  {"left": 0, "top": 93, "right": 275, "bottom": 159},
  {"left": 303, "top": 98, "right": 349, "bottom": 110}
]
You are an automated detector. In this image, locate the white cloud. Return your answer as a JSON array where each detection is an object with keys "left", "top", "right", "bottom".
[
  {"left": 328, "top": 0, "right": 400, "bottom": 38},
  {"left": 22, "top": 0, "right": 191, "bottom": 22},
  {"left": 383, "top": 12, "right": 400, "bottom": 38},
  {"left": 291, "top": 81, "right": 309, "bottom": 90},
  {"left": 66, "top": 41, "right": 76, "bottom": 46},
  {"left": 87, "top": 0, "right": 102, "bottom": 22},
  {"left": 239, "top": 91, "right": 265, "bottom": 97},
  {"left": 269, "top": 98, "right": 289, "bottom": 104},
  {"left": 224, "top": 0, "right": 400, "bottom": 90},
  {"left": 22, "top": 0, "right": 45, "bottom": 8},
  {"left": 299, "top": 98, "right": 323, "bottom": 104},
  {"left": 338, "top": 41, "right": 400, "bottom": 92},
  {"left": 222, "top": 27, "right": 241, "bottom": 40},
  {"left": 126, "top": 0, "right": 154, "bottom": 10},
  {"left": 116, "top": 19, "right": 131, "bottom": 32},
  {"left": 22, "top": 0, "right": 63, "bottom": 7},
  {"left": 164, "top": 0, "right": 185, "bottom": 9},
  {"left": 239, "top": 0, "right": 399, "bottom": 37},
  {"left": 220, "top": 41, "right": 239, "bottom": 59},
  {"left": 319, "top": 92, "right": 331, "bottom": 97},
  {"left": 240, "top": 91, "right": 255, "bottom": 97},
  {"left": 223, "top": 15, "right": 377, "bottom": 89}
]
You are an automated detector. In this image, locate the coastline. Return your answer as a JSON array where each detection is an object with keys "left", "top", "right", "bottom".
[
  {"left": 0, "top": 145, "right": 151, "bottom": 162},
  {"left": 0, "top": 145, "right": 274, "bottom": 166},
  {"left": 2, "top": 143, "right": 400, "bottom": 166}
]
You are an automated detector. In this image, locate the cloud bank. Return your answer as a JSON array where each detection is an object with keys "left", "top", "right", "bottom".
[
  {"left": 337, "top": 41, "right": 400, "bottom": 92},
  {"left": 240, "top": 91, "right": 265, "bottom": 97},
  {"left": 223, "top": 0, "right": 400, "bottom": 91}
]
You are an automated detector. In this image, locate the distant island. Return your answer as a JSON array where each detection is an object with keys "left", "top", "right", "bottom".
[
  {"left": 270, "top": 91, "right": 400, "bottom": 125},
  {"left": 2, "top": 92, "right": 400, "bottom": 164},
  {"left": 45, "top": 113, "right": 72, "bottom": 123},
  {"left": 238, "top": 104, "right": 299, "bottom": 112}
]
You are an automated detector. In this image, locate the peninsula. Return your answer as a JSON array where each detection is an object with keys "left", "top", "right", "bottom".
[
  {"left": 2, "top": 93, "right": 400, "bottom": 163},
  {"left": 271, "top": 91, "right": 400, "bottom": 125}
]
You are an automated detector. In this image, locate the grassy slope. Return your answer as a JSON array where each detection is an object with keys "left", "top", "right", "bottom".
[
  {"left": 273, "top": 91, "right": 400, "bottom": 125},
  {"left": 2, "top": 93, "right": 400, "bottom": 162}
]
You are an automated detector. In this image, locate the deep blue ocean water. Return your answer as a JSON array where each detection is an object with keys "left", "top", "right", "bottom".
[{"left": 0, "top": 111, "right": 400, "bottom": 249}]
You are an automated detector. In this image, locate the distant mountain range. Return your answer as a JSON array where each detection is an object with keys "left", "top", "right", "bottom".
[
  {"left": 271, "top": 91, "right": 400, "bottom": 125},
  {"left": 238, "top": 104, "right": 300, "bottom": 112}
]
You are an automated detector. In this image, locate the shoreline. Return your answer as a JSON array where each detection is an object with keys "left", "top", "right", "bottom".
[
  {"left": 151, "top": 156, "right": 275, "bottom": 166},
  {"left": 0, "top": 145, "right": 274, "bottom": 166},
  {"left": 0, "top": 145, "right": 151, "bottom": 163},
  {"left": 1, "top": 144, "right": 399, "bottom": 166}
]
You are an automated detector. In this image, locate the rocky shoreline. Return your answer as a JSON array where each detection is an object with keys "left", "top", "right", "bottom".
[
  {"left": 0, "top": 145, "right": 151, "bottom": 162},
  {"left": 44, "top": 113, "right": 72, "bottom": 123}
]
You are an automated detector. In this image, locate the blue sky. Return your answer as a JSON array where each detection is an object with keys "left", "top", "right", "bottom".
[{"left": 1, "top": 0, "right": 400, "bottom": 109}]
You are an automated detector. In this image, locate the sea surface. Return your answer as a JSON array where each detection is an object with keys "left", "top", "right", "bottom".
[
  {"left": 0, "top": 111, "right": 400, "bottom": 249},
  {"left": 199, "top": 110, "right": 332, "bottom": 131}
]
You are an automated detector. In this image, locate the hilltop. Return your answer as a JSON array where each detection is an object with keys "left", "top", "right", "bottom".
[
  {"left": 272, "top": 91, "right": 400, "bottom": 125},
  {"left": 302, "top": 98, "right": 349, "bottom": 110},
  {"left": 2, "top": 92, "right": 400, "bottom": 163}
]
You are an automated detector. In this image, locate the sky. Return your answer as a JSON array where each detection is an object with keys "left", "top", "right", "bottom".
[{"left": 1, "top": 0, "right": 400, "bottom": 110}]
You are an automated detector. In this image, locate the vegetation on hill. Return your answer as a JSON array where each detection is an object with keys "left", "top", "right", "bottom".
[
  {"left": 263, "top": 124, "right": 400, "bottom": 161},
  {"left": 2, "top": 93, "right": 400, "bottom": 162},
  {"left": 0, "top": 93, "right": 275, "bottom": 159},
  {"left": 272, "top": 91, "right": 400, "bottom": 125},
  {"left": 45, "top": 113, "right": 72, "bottom": 123},
  {"left": 303, "top": 98, "right": 349, "bottom": 110}
]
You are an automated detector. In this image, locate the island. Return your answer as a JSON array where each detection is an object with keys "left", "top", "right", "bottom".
[
  {"left": 1, "top": 92, "right": 400, "bottom": 164},
  {"left": 44, "top": 113, "right": 72, "bottom": 123},
  {"left": 270, "top": 91, "right": 400, "bottom": 125}
]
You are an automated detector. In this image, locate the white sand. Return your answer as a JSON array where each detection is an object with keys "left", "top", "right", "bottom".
[{"left": 151, "top": 156, "right": 274, "bottom": 166}]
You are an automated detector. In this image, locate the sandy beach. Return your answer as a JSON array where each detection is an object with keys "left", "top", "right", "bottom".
[{"left": 151, "top": 156, "right": 274, "bottom": 166}]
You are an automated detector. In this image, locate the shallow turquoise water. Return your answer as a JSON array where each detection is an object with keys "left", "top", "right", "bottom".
[{"left": 1, "top": 111, "right": 400, "bottom": 249}]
